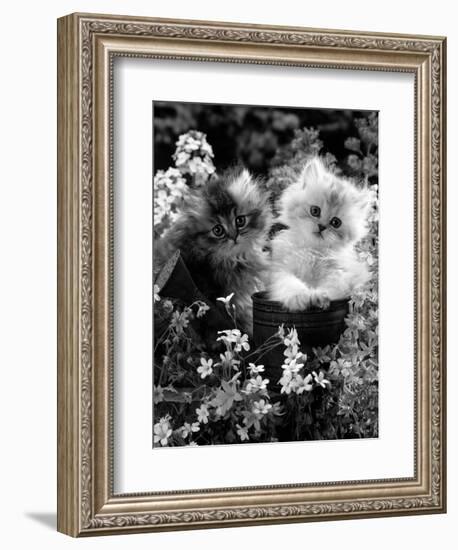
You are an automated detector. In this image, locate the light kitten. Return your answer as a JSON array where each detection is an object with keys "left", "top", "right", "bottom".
[
  {"left": 155, "top": 167, "right": 271, "bottom": 334},
  {"left": 268, "top": 157, "right": 372, "bottom": 311}
]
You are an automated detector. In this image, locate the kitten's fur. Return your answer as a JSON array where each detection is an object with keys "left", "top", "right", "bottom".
[
  {"left": 155, "top": 167, "right": 271, "bottom": 333},
  {"left": 268, "top": 157, "right": 372, "bottom": 311}
]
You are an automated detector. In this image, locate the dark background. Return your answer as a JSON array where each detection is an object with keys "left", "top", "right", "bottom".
[{"left": 153, "top": 101, "right": 376, "bottom": 176}]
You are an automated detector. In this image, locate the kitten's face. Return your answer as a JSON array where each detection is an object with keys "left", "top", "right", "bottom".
[
  {"left": 281, "top": 157, "right": 371, "bottom": 249},
  {"left": 185, "top": 168, "right": 270, "bottom": 263}
]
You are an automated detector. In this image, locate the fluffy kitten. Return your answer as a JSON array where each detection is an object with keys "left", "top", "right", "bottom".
[
  {"left": 155, "top": 167, "right": 271, "bottom": 334},
  {"left": 268, "top": 157, "right": 372, "bottom": 311}
]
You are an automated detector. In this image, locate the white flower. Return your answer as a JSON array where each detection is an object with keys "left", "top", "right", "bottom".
[
  {"left": 233, "top": 332, "right": 250, "bottom": 353},
  {"left": 153, "top": 417, "right": 172, "bottom": 446},
  {"left": 330, "top": 358, "right": 352, "bottom": 377},
  {"left": 284, "top": 328, "right": 300, "bottom": 348},
  {"left": 217, "top": 293, "right": 235, "bottom": 306},
  {"left": 248, "top": 363, "right": 265, "bottom": 375},
  {"left": 188, "top": 441, "right": 199, "bottom": 447},
  {"left": 197, "top": 357, "right": 213, "bottom": 379},
  {"left": 278, "top": 367, "right": 312, "bottom": 395},
  {"left": 196, "top": 302, "right": 210, "bottom": 318},
  {"left": 313, "top": 370, "right": 331, "bottom": 388},
  {"left": 217, "top": 329, "right": 250, "bottom": 352},
  {"left": 245, "top": 375, "right": 269, "bottom": 393},
  {"left": 283, "top": 345, "right": 305, "bottom": 365},
  {"left": 173, "top": 131, "right": 215, "bottom": 181},
  {"left": 196, "top": 404, "right": 210, "bottom": 424},
  {"left": 157, "top": 415, "right": 171, "bottom": 427},
  {"left": 153, "top": 167, "right": 188, "bottom": 228},
  {"left": 279, "top": 372, "right": 295, "bottom": 394},
  {"left": 252, "top": 399, "right": 272, "bottom": 417},
  {"left": 282, "top": 357, "right": 303, "bottom": 374},
  {"left": 153, "top": 284, "right": 161, "bottom": 303},
  {"left": 187, "top": 157, "right": 206, "bottom": 174},
  {"left": 217, "top": 328, "right": 240, "bottom": 343},
  {"left": 174, "top": 150, "right": 191, "bottom": 166},
  {"left": 181, "top": 422, "right": 200, "bottom": 438},
  {"left": 295, "top": 373, "right": 314, "bottom": 394},
  {"left": 236, "top": 424, "right": 250, "bottom": 441}
]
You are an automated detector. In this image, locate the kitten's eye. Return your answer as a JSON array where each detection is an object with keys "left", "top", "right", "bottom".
[
  {"left": 330, "top": 217, "right": 342, "bottom": 228},
  {"left": 212, "top": 224, "right": 225, "bottom": 238},
  {"left": 310, "top": 205, "right": 321, "bottom": 217},
  {"left": 235, "top": 215, "right": 246, "bottom": 229}
]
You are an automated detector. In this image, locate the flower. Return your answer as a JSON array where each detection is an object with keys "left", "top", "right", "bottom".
[
  {"left": 279, "top": 372, "right": 296, "bottom": 394},
  {"left": 245, "top": 375, "right": 269, "bottom": 394},
  {"left": 173, "top": 131, "right": 215, "bottom": 184},
  {"left": 217, "top": 293, "right": 235, "bottom": 307},
  {"left": 252, "top": 399, "right": 272, "bottom": 417},
  {"left": 233, "top": 332, "right": 250, "bottom": 353},
  {"left": 283, "top": 345, "right": 305, "bottom": 365},
  {"left": 170, "top": 311, "right": 189, "bottom": 333},
  {"left": 153, "top": 417, "right": 172, "bottom": 446},
  {"left": 196, "top": 404, "right": 210, "bottom": 424},
  {"left": 196, "top": 302, "right": 210, "bottom": 318},
  {"left": 330, "top": 358, "right": 352, "bottom": 377},
  {"left": 358, "top": 249, "right": 375, "bottom": 266},
  {"left": 295, "top": 373, "right": 314, "bottom": 394},
  {"left": 210, "top": 379, "right": 243, "bottom": 416},
  {"left": 248, "top": 363, "right": 265, "bottom": 375},
  {"left": 281, "top": 357, "right": 304, "bottom": 374},
  {"left": 153, "top": 284, "right": 161, "bottom": 303},
  {"left": 188, "top": 441, "right": 199, "bottom": 447},
  {"left": 283, "top": 328, "right": 300, "bottom": 348},
  {"left": 153, "top": 167, "right": 188, "bottom": 227},
  {"left": 236, "top": 424, "right": 249, "bottom": 442},
  {"left": 197, "top": 357, "right": 213, "bottom": 379},
  {"left": 217, "top": 329, "right": 250, "bottom": 352},
  {"left": 313, "top": 371, "right": 331, "bottom": 388},
  {"left": 181, "top": 422, "right": 200, "bottom": 438},
  {"left": 217, "top": 328, "right": 240, "bottom": 344}
]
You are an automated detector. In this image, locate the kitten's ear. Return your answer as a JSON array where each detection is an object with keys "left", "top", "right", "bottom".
[
  {"left": 300, "top": 157, "right": 325, "bottom": 187},
  {"left": 238, "top": 167, "right": 253, "bottom": 186}
]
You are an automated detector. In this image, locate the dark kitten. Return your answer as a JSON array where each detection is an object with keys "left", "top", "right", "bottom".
[{"left": 155, "top": 167, "right": 272, "bottom": 334}]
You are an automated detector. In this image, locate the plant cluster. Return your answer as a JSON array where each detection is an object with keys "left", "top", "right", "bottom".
[{"left": 153, "top": 115, "right": 379, "bottom": 446}]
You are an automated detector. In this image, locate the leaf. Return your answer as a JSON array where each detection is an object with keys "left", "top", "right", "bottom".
[
  {"left": 210, "top": 380, "right": 243, "bottom": 416},
  {"left": 344, "top": 137, "right": 362, "bottom": 153}
]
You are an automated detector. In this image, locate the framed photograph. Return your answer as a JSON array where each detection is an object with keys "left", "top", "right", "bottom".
[{"left": 57, "top": 13, "right": 446, "bottom": 536}]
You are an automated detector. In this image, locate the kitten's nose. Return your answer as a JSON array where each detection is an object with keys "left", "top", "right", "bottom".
[{"left": 318, "top": 223, "right": 326, "bottom": 232}]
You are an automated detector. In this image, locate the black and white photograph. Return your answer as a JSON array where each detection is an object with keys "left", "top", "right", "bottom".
[{"left": 152, "top": 101, "right": 379, "bottom": 447}]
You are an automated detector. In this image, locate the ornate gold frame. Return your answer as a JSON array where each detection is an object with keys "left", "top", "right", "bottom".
[{"left": 57, "top": 12, "right": 446, "bottom": 536}]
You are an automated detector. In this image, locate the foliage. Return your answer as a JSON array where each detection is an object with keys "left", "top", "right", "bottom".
[
  {"left": 154, "top": 103, "right": 374, "bottom": 176},
  {"left": 154, "top": 293, "right": 334, "bottom": 446},
  {"left": 153, "top": 113, "right": 379, "bottom": 445},
  {"left": 153, "top": 131, "right": 215, "bottom": 237}
]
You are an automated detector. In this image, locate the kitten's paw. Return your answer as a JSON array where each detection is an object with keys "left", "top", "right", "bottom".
[
  {"left": 309, "top": 290, "right": 330, "bottom": 310},
  {"left": 269, "top": 273, "right": 310, "bottom": 311},
  {"left": 281, "top": 292, "right": 312, "bottom": 312}
]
